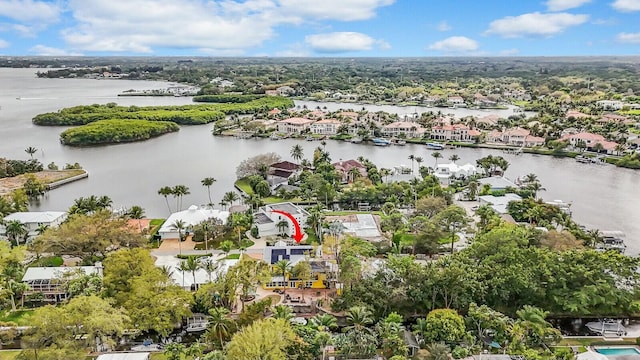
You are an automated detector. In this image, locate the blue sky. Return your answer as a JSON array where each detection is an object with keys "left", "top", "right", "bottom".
[{"left": 0, "top": 0, "right": 639, "bottom": 56}]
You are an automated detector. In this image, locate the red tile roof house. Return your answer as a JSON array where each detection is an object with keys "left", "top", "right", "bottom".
[
  {"left": 561, "top": 132, "right": 619, "bottom": 154},
  {"left": 333, "top": 160, "right": 368, "bottom": 183},
  {"left": 268, "top": 161, "right": 302, "bottom": 189},
  {"left": 565, "top": 110, "right": 593, "bottom": 120},
  {"left": 486, "top": 127, "right": 534, "bottom": 147},
  {"left": 430, "top": 124, "right": 477, "bottom": 142},
  {"left": 277, "top": 117, "right": 315, "bottom": 134},
  {"left": 382, "top": 121, "right": 426, "bottom": 138}
]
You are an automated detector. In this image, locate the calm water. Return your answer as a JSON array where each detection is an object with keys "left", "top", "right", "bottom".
[{"left": 1, "top": 68, "right": 638, "bottom": 254}]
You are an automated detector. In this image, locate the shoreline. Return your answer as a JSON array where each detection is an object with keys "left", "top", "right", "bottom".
[{"left": 0, "top": 170, "right": 88, "bottom": 196}]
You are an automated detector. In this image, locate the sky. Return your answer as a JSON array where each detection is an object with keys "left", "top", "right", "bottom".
[{"left": 0, "top": 0, "right": 639, "bottom": 57}]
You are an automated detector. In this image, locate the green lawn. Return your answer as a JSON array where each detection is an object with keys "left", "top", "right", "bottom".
[
  {"left": 150, "top": 353, "right": 167, "bottom": 360},
  {"left": 225, "top": 254, "right": 241, "bottom": 260},
  {"left": 234, "top": 178, "right": 299, "bottom": 204},
  {"left": 0, "top": 309, "right": 34, "bottom": 325},
  {"left": 31, "top": 256, "right": 63, "bottom": 267},
  {"left": 0, "top": 350, "right": 21, "bottom": 360}
]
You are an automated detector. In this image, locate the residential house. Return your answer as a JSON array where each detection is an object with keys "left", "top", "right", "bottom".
[
  {"left": 333, "top": 159, "right": 368, "bottom": 183},
  {"left": 277, "top": 117, "right": 315, "bottom": 134},
  {"left": 268, "top": 161, "right": 302, "bottom": 190},
  {"left": 486, "top": 127, "right": 543, "bottom": 147},
  {"left": 253, "top": 202, "right": 309, "bottom": 238},
  {"left": 276, "top": 86, "right": 295, "bottom": 96},
  {"left": 382, "top": 121, "right": 426, "bottom": 138},
  {"left": 565, "top": 110, "right": 592, "bottom": 120},
  {"left": 447, "top": 96, "right": 465, "bottom": 105},
  {"left": 596, "top": 100, "right": 624, "bottom": 110},
  {"left": 473, "top": 93, "right": 497, "bottom": 107},
  {"left": 477, "top": 176, "right": 519, "bottom": 192},
  {"left": 21, "top": 264, "right": 103, "bottom": 304},
  {"left": 561, "top": 132, "right": 619, "bottom": 153},
  {"left": 479, "top": 194, "right": 523, "bottom": 214},
  {"left": 310, "top": 118, "right": 341, "bottom": 135},
  {"left": 434, "top": 163, "right": 478, "bottom": 185},
  {"left": 430, "top": 124, "right": 478, "bottom": 142},
  {"left": 267, "top": 108, "right": 282, "bottom": 117},
  {"left": 476, "top": 114, "right": 501, "bottom": 128},
  {"left": 597, "top": 113, "right": 632, "bottom": 125},
  {"left": 158, "top": 205, "right": 230, "bottom": 240},
  {"left": 0, "top": 211, "right": 67, "bottom": 242},
  {"left": 262, "top": 243, "right": 329, "bottom": 290}
]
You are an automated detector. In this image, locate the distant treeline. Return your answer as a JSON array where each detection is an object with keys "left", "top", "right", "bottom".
[
  {"left": 0, "top": 158, "right": 43, "bottom": 178},
  {"left": 33, "top": 97, "right": 294, "bottom": 126},
  {"left": 60, "top": 120, "right": 179, "bottom": 146},
  {"left": 192, "top": 94, "right": 264, "bottom": 103}
]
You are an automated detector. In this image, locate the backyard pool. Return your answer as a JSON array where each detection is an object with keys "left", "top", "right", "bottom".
[{"left": 596, "top": 347, "right": 640, "bottom": 356}]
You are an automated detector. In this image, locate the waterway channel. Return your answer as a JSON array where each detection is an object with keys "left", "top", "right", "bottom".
[{"left": 0, "top": 68, "right": 638, "bottom": 255}]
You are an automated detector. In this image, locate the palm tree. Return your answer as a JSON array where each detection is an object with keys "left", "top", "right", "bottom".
[
  {"left": 527, "top": 180, "right": 546, "bottom": 200},
  {"left": 158, "top": 186, "right": 174, "bottom": 214},
  {"left": 427, "top": 343, "right": 450, "bottom": 360},
  {"left": 172, "top": 185, "right": 190, "bottom": 211},
  {"left": 35, "top": 224, "right": 49, "bottom": 236},
  {"left": 380, "top": 168, "right": 391, "bottom": 182},
  {"left": 158, "top": 265, "right": 175, "bottom": 280},
  {"left": 201, "top": 177, "right": 217, "bottom": 206},
  {"left": 415, "top": 156, "right": 424, "bottom": 175},
  {"left": 431, "top": 151, "right": 443, "bottom": 167},
  {"left": 223, "top": 191, "right": 239, "bottom": 206},
  {"left": 276, "top": 219, "right": 289, "bottom": 236},
  {"left": 170, "top": 219, "right": 186, "bottom": 255},
  {"left": 345, "top": 306, "right": 374, "bottom": 333},
  {"left": 347, "top": 167, "right": 362, "bottom": 182},
  {"left": 179, "top": 256, "right": 201, "bottom": 291},
  {"left": 290, "top": 144, "right": 304, "bottom": 162},
  {"left": 97, "top": 195, "right": 112, "bottom": 210},
  {"left": 24, "top": 146, "right": 37, "bottom": 159},
  {"left": 467, "top": 181, "right": 479, "bottom": 201},
  {"left": 201, "top": 222, "right": 211, "bottom": 251},
  {"left": 274, "top": 260, "right": 292, "bottom": 295},
  {"left": 273, "top": 305, "right": 294, "bottom": 321},
  {"left": 408, "top": 154, "right": 415, "bottom": 174},
  {"left": 127, "top": 205, "right": 145, "bottom": 233},
  {"left": 5, "top": 220, "right": 27, "bottom": 245},
  {"left": 206, "top": 307, "right": 232, "bottom": 349},
  {"left": 201, "top": 258, "right": 219, "bottom": 283},
  {"left": 449, "top": 154, "right": 460, "bottom": 163},
  {"left": 310, "top": 314, "right": 338, "bottom": 331},
  {"left": 523, "top": 173, "right": 538, "bottom": 184}
]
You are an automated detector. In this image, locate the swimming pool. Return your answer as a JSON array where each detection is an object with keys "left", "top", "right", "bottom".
[{"left": 595, "top": 347, "right": 640, "bottom": 356}]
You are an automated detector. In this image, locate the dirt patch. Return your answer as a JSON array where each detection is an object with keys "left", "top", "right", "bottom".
[{"left": 0, "top": 170, "right": 86, "bottom": 196}]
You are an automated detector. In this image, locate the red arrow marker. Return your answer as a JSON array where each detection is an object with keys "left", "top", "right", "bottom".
[{"left": 271, "top": 209, "right": 305, "bottom": 243}]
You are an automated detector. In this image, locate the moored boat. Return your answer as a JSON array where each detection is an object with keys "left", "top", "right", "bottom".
[
  {"left": 395, "top": 139, "right": 407, "bottom": 146},
  {"left": 186, "top": 321, "right": 209, "bottom": 333},
  {"left": 426, "top": 142, "right": 445, "bottom": 150},
  {"left": 350, "top": 137, "right": 363, "bottom": 144},
  {"left": 585, "top": 319, "right": 626, "bottom": 336},
  {"left": 372, "top": 138, "right": 391, "bottom": 146}
]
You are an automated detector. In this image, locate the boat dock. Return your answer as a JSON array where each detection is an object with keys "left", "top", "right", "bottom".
[{"left": 46, "top": 171, "right": 89, "bottom": 190}]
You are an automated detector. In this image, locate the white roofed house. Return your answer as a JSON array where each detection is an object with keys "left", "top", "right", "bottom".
[
  {"left": 310, "top": 118, "right": 341, "bottom": 135},
  {"left": 252, "top": 202, "right": 309, "bottom": 238},
  {"left": 21, "top": 263, "right": 103, "bottom": 304},
  {"left": 596, "top": 100, "right": 623, "bottom": 111},
  {"left": 159, "top": 206, "right": 230, "bottom": 240},
  {"left": 382, "top": 121, "right": 426, "bottom": 138},
  {"left": 0, "top": 211, "right": 67, "bottom": 242},
  {"left": 277, "top": 117, "right": 315, "bottom": 134},
  {"left": 433, "top": 163, "right": 478, "bottom": 185}
]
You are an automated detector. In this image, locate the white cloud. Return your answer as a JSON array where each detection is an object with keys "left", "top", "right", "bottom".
[
  {"left": 305, "top": 32, "right": 385, "bottom": 53},
  {"left": 60, "top": 0, "right": 394, "bottom": 53},
  {"left": 486, "top": 12, "right": 589, "bottom": 38},
  {"left": 0, "top": 39, "right": 9, "bottom": 49},
  {"left": 277, "top": 0, "right": 395, "bottom": 21},
  {"left": 612, "top": 0, "right": 640, "bottom": 11},
  {"left": 617, "top": 32, "right": 640, "bottom": 43},
  {"left": 0, "top": 0, "right": 61, "bottom": 23},
  {"left": 29, "top": 45, "right": 83, "bottom": 56},
  {"left": 428, "top": 36, "right": 479, "bottom": 52},
  {"left": 437, "top": 20, "right": 452, "bottom": 31},
  {"left": 546, "top": 0, "right": 591, "bottom": 11}
]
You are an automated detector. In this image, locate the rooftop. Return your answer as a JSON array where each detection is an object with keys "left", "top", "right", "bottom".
[
  {"left": 479, "top": 193, "right": 522, "bottom": 214},
  {"left": 22, "top": 265, "right": 102, "bottom": 282},
  {"left": 159, "top": 205, "right": 230, "bottom": 233},
  {"left": 3, "top": 211, "right": 66, "bottom": 223},
  {"left": 478, "top": 176, "right": 518, "bottom": 190},
  {"left": 96, "top": 353, "right": 150, "bottom": 360},
  {"left": 265, "top": 202, "right": 309, "bottom": 216}
]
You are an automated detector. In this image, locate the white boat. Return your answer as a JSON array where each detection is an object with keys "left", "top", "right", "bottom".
[
  {"left": 186, "top": 321, "right": 209, "bottom": 333},
  {"left": 395, "top": 140, "right": 407, "bottom": 146},
  {"left": 372, "top": 138, "right": 391, "bottom": 146},
  {"left": 350, "top": 137, "right": 363, "bottom": 144},
  {"left": 585, "top": 319, "right": 626, "bottom": 336},
  {"left": 426, "top": 142, "right": 445, "bottom": 150},
  {"left": 270, "top": 133, "right": 281, "bottom": 140}
]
